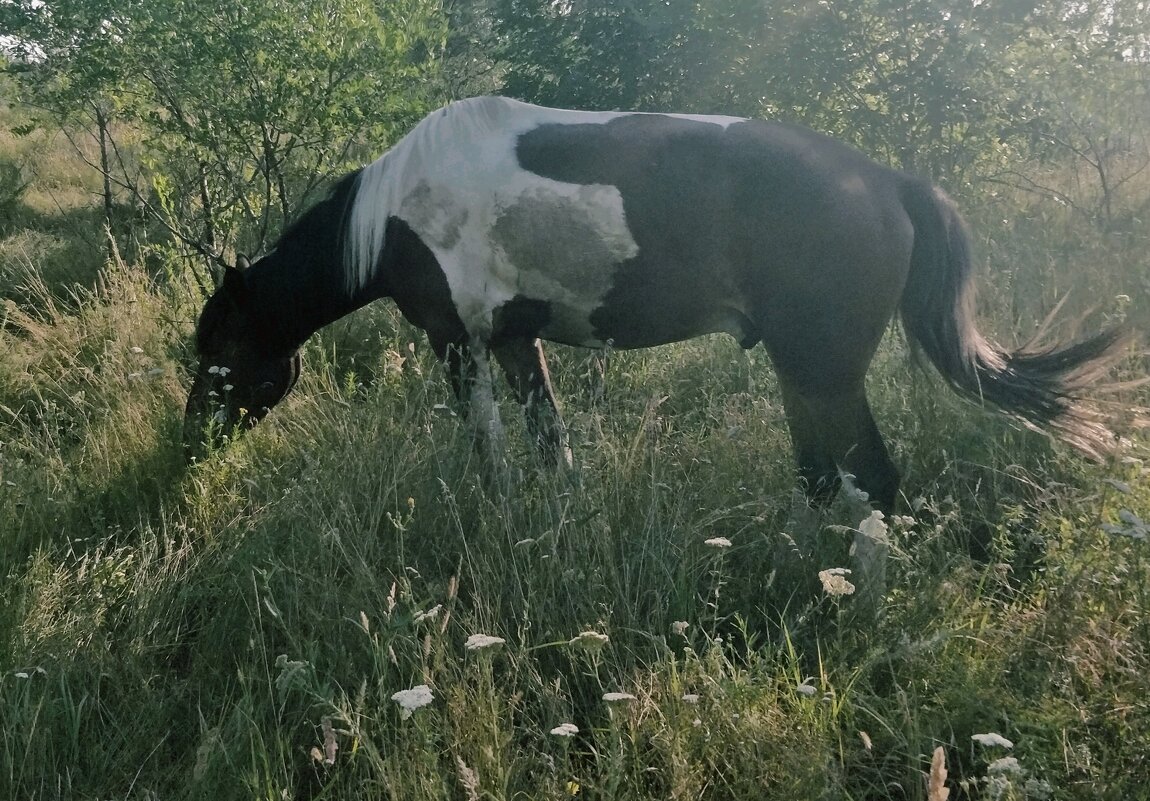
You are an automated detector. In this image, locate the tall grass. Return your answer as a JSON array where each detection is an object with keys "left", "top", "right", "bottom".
[{"left": 1, "top": 131, "right": 1148, "bottom": 799}]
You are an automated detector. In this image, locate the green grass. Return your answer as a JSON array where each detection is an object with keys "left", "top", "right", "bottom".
[{"left": 2, "top": 129, "right": 1149, "bottom": 800}]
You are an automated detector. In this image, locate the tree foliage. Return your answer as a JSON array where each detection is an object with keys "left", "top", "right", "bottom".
[
  {"left": 2, "top": 0, "right": 1147, "bottom": 261},
  {"left": 490, "top": 0, "right": 1149, "bottom": 185},
  {"left": 4, "top": 0, "right": 447, "bottom": 266}
]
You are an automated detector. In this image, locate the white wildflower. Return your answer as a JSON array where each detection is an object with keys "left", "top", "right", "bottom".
[
  {"left": 987, "top": 756, "right": 1023, "bottom": 776},
  {"left": 856, "top": 510, "right": 890, "bottom": 545},
  {"left": 971, "top": 732, "right": 1014, "bottom": 749},
  {"left": 671, "top": 620, "right": 689, "bottom": 636},
  {"left": 818, "top": 567, "right": 856, "bottom": 597},
  {"left": 129, "top": 346, "right": 144, "bottom": 354},
  {"left": 1024, "top": 778, "right": 1053, "bottom": 800},
  {"left": 795, "top": 680, "right": 817, "bottom": 697},
  {"left": 413, "top": 605, "right": 442, "bottom": 624},
  {"left": 222, "top": 383, "right": 234, "bottom": 391},
  {"left": 464, "top": 633, "right": 506, "bottom": 651},
  {"left": 550, "top": 722, "right": 579, "bottom": 737},
  {"left": 391, "top": 684, "right": 434, "bottom": 720},
  {"left": 568, "top": 630, "right": 609, "bottom": 651},
  {"left": 703, "top": 536, "right": 733, "bottom": 549},
  {"left": 602, "top": 692, "right": 636, "bottom": 702},
  {"left": 681, "top": 693, "right": 700, "bottom": 704}
]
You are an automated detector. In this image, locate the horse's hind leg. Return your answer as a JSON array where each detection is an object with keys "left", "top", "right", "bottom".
[
  {"left": 779, "top": 380, "right": 839, "bottom": 505},
  {"left": 788, "top": 382, "right": 899, "bottom": 513},
  {"left": 491, "top": 338, "right": 573, "bottom": 468}
]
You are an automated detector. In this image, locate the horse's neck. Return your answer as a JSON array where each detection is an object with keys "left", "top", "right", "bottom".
[{"left": 245, "top": 244, "right": 383, "bottom": 353}]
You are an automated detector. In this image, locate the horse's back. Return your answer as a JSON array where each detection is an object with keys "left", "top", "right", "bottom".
[{"left": 373, "top": 98, "right": 916, "bottom": 351}]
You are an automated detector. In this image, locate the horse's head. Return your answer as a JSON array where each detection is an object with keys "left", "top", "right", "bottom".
[{"left": 183, "top": 264, "right": 301, "bottom": 461}]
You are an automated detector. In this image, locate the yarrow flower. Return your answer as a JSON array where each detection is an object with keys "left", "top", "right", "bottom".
[
  {"left": 681, "top": 693, "right": 700, "bottom": 704},
  {"left": 568, "top": 630, "right": 609, "bottom": 651},
  {"left": 550, "top": 722, "right": 579, "bottom": 737},
  {"left": 391, "top": 684, "right": 434, "bottom": 720},
  {"left": 464, "top": 633, "right": 506, "bottom": 651},
  {"left": 986, "top": 756, "right": 1023, "bottom": 775},
  {"left": 413, "top": 605, "right": 442, "bottom": 624},
  {"left": 671, "top": 620, "right": 689, "bottom": 636},
  {"left": 971, "top": 732, "right": 1014, "bottom": 749},
  {"left": 603, "top": 692, "right": 636, "bottom": 702},
  {"left": 818, "top": 567, "right": 856, "bottom": 597},
  {"left": 703, "top": 537, "right": 733, "bottom": 549},
  {"left": 795, "top": 680, "right": 817, "bottom": 697}
]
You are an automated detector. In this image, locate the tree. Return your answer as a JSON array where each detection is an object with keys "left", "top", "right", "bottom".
[{"left": 3, "top": 0, "right": 447, "bottom": 276}]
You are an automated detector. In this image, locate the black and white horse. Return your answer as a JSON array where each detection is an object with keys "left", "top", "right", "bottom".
[{"left": 184, "top": 96, "right": 1129, "bottom": 511}]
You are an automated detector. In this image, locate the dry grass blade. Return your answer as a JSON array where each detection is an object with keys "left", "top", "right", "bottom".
[{"left": 928, "top": 746, "right": 950, "bottom": 801}]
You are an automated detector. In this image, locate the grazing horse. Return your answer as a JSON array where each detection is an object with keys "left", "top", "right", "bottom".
[{"left": 183, "top": 96, "right": 1130, "bottom": 511}]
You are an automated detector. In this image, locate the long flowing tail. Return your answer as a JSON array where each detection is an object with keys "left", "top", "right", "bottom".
[{"left": 897, "top": 179, "right": 1134, "bottom": 459}]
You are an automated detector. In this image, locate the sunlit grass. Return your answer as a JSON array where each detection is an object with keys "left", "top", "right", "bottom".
[{"left": 1, "top": 149, "right": 1148, "bottom": 799}]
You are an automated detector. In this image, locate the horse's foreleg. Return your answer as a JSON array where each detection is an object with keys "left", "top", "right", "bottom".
[
  {"left": 435, "top": 338, "right": 508, "bottom": 469},
  {"left": 492, "top": 338, "right": 573, "bottom": 469}
]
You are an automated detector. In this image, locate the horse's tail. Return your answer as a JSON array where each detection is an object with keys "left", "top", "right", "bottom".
[{"left": 897, "top": 179, "right": 1134, "bottom": 459}]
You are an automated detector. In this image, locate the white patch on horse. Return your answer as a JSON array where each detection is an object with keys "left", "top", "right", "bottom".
[
  {"left": 488, "top": 183, "right": 638, "bottom": 344},
  {"left": 342, "top": 97, "right": 746, "bottom": 339}
]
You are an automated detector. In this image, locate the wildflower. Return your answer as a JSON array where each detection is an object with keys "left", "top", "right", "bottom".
[
  {"left": 391, "top": 684, "right": 434, "bottom": 719},
  {"left": 465, "top": 633, "right": 506, "bottom": 651},
  {"left": 856, "top": 510, "right": 890, "bottom": 545},
  {"left": 274, "top": 654, "right": 311, "bottom": 695},
  {"left": 818, "top": 567, "right": 856, "bottom": 597},
  {"left": 704, "top": 536, "right": 733, "bottom": 549},
  {"left": 681, "top": 693, "right": 700, "bottom": 704},
  {"left": 671, "top": 620, "right": 689, "bottom": 636},
  {"left": 795, "top": 680, "right": 817, "bottom": 697},
  {"left": 550, "top": 722, "right": 579, "bottom": 737},
  {"left": 568, "top": 630, "right": 609, "bottom": 651},
  {"left": 986, "top": 756, "right": 1023, "bottom": 776},
  {"left": 129, "top": 346, "right": 144, "bottom": 354},
  {"left": 859, "top": 731, "right": 873, "bottom": 751},
  {"left": 971, "top": 732, "right": 1014, "bottom": 749},
  {"left": 413, "top": 605, "right": 442, "bottom": 624},
  {"left": 602, "top": 692, "right": 636, "bottom": 702}
]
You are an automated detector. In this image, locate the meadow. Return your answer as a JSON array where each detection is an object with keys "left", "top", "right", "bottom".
[{"left": 2, "top": 105, "right": 1149, "bottom": 801}]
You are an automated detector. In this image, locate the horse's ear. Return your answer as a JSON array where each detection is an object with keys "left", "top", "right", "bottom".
[{"left": 221, "top": 265, "right": 250, "bottom": 308}]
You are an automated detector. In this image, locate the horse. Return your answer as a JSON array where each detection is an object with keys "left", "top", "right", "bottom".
[{"left": 183, "top": 95, "right": 1131, "bottom": 512}]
